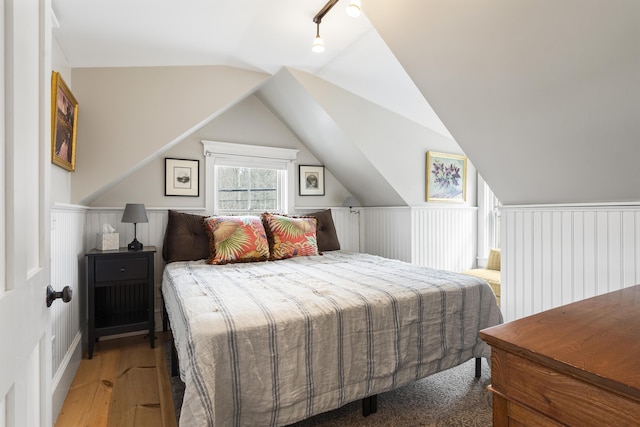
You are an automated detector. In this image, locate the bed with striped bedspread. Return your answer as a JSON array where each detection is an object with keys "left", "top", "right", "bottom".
[{"left": 162, "top": 250, "right": 502, "bottom": 427}]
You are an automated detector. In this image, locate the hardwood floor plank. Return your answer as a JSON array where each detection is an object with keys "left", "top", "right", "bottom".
[
  {"left": 56, "top": 333, "right": 175, "bottom": 427},
  {"left": 156, "top": 334, "right": 177, "bottom": 427},
  {"left": 55, "top": 339, "right": 120, "bottom": 427},
  {"left": 108, "top": 336, "right": 161, "bottom": 427}
]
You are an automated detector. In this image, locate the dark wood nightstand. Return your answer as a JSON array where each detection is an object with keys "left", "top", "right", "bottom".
[{"left": 85, "top": 246, "right": 156, "bottom": 359}]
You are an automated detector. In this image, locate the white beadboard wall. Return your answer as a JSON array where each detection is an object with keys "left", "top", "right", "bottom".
[
  {"left": 51, "top": 204, "right": 87, "bottom": 417},
  {"left": 356, "top": 206, "right": 476, "bottom": 272},
  {"left": 411, "top": 206, "right": 477, "bottom": 272},
  {"left": 360, "top": 207, "right": 413, "bottom": 262},
  {"left": 502, "top": 204, "right": 640, "bottom": 322}
]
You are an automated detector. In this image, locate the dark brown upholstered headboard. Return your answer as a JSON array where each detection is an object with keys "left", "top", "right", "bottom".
[
  {"left": 306, "top": 209, "right": 340, "bottom": 252},
  {"left": 162, "top": 210, "right": 210, "bottom": 263},
  {"left": 162, "top": 208, "right": 340, "bottom": 263}
]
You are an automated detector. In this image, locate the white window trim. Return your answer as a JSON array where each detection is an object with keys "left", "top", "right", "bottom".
[
  {"left": 477, "top": 174, "right": 500, "bottom": 267},
  {"left": 202, "top": 140, "right": 299, "bottom": 214}
]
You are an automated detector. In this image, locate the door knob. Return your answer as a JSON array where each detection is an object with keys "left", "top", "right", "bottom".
[{"left": 46, "top": 285, "right": 73, "bottom": 307}]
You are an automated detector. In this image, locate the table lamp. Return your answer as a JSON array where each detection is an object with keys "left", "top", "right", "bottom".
[{"left": 121, "top": 203, "right": 148, "bottom": 251}]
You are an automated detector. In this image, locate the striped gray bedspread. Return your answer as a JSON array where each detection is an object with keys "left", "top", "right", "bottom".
[{"left": 162, "top": 251, "right": 502, "bottom": 427}]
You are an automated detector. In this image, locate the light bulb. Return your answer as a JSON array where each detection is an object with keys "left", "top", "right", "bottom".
[
  {"left": 312, "top": 35, "right": 325, "bottom": 53},
  {"left": 346, "top": 0, "right": 361, "bottom": 18}
]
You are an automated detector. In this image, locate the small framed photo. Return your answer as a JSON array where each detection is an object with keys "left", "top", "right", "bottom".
[
  {"left": 426, "top": 151, "right": 467, "bottom": 202},
  {"left": 165, "top": 158, "right": 199, "bottom": 197},
  {"left": 299, "top": 165, "right": 325, "bottom": 196},
  {"left": 51, "top": 71, "right": 78, "bottom": 172}
]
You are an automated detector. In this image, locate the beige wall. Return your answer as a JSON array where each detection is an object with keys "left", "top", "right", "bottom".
[
  {"left": 70, "top": 66, "right": 269, "bottom": 205},
  {"left": 50, "top": 36, "right": 73, "bottom": 204},
  {"left": 90, "top": 94, "right": 350, "bottom": 209}
]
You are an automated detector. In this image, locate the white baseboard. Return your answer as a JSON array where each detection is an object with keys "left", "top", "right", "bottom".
[{"left": 52, "top": 331, "right": 83, "bottom": 423}]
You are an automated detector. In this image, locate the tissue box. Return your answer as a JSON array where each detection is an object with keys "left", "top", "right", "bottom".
[{"left": 96, "top": 232, "right": 119, "bottom": 250}]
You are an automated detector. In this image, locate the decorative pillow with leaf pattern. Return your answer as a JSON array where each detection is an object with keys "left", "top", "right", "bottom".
[
  {"left": 202, "top": 215, "right": 269, "bottom": 265},
  {"left": 261, "top": 213, "right": 319, "bottom": 260}
]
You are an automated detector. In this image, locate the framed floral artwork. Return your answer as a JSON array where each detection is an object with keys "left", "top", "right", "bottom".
[
  {"left": 426, "top": 151, "right": 467, "bottom": 202},
  {"left": 51, "top": 71, "right": 78, "bottom": 172},
  {"left": 165, "top": 158, "right": 199, "bottom": 196}
]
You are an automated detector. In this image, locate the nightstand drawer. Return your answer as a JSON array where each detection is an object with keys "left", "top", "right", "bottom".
[{"left": 95, "top": 257, "right": 148, "bottom": 282}]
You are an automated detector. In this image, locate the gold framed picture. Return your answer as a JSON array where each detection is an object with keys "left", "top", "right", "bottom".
[
  {"left": 426, "top": 151, "right": 467, "bottom": 202},
  {"left": 51, "top": 71, "right": 78, "bottom": 172}
]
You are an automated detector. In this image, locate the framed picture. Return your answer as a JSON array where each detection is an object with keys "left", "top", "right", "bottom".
[
  {"left": 299, "top": 165, "right": 325, "bottom": 196},
  {"left": 51, "top": 71, "right": 78, "bottom": 172},
  {"left": 165, "top": 158, "right": 199, "bottom": 197},
  {"left": 426, "top": 151, "right": 467, "bottom": 202}
]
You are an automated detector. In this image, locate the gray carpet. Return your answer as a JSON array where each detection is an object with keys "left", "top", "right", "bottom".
[{"left": 167, "top": 343, "right": 492, "bottom": 427}]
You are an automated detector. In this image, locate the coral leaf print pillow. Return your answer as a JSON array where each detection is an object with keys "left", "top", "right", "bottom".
[
  {"left": 203, "top": 215, "right": 269, "bottom": 265},
  {"left": 262, "top": 213, "right": 319, "bottom": 260}
]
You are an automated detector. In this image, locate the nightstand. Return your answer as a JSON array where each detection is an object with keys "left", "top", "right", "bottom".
[{"left": 85, "top": 246, "right": 156, "bottom": 359}]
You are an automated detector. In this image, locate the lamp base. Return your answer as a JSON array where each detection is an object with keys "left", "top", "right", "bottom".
[{"left": 127, "top": 238, "right": 143, "bottom": 251}]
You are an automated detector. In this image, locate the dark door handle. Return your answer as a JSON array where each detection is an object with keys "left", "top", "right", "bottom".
[{"left": 47, "top": 285, "right": 73, "bottom": 307}]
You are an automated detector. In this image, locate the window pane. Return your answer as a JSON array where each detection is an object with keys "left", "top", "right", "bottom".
[
  {"left": 217, "top": 166, "right": 249, "bottom": 211},
  {"left": 216, "top": 166, "right": 278, "bottom": 212},
  {"left": 251, "top": 169, "right": 277, "bottom": 211}
]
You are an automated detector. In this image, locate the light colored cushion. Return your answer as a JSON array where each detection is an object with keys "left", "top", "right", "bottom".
[
  {"left": 202, "top": 215, "right": 269, "bottom": 265},
  {"left": 462, "top": 268, "right": 501, "bottom": 307},
  {"left": 486, "top": 248, "right": 501, "bottom": 271},
  {"left": 262, "top": 213, "right": 319, "bottom": 260}
]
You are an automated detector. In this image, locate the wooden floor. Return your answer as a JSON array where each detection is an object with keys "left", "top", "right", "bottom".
[{"left": 55, "top": 332, "right": 177, "bottom": 427}]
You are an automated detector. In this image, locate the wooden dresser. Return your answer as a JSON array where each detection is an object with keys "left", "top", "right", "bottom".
[{"left": 479, "top": 285, "right": 640, "bottom": 426}]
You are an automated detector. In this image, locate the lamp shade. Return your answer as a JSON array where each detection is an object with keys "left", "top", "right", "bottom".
[{"left": 121, "top": 203, "right": 148, "bottom": 224}]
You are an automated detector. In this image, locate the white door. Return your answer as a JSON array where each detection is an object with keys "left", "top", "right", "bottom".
[{"left": 0, "top": 0, "right": 54, "bottom": 426}]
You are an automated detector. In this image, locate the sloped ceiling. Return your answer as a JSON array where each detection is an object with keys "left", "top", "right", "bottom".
[
  {"left": 366, "top": 0, "right": 640, "bottom": 205},
  {"left": 258, "top": 68, "right": 467, "bottom": 206},
  {"left": 258, "top": 69, "right": 405, "bottom": 207},
  {"left": 54, "top": 1, "right": 639, "bottom": 207}
]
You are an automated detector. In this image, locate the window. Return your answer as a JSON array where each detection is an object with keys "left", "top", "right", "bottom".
[
  {"left": 477, "top": 174, "right": 501, "bottom": 266},
  {"left": 215, "top": 166, "right": 284, "bottom": 214},
  {"left": 490, "top": 188, "right": 501, "bottom": 249},
  {"left": 202, "top": 140, "right": 298, "bottom": 215}
]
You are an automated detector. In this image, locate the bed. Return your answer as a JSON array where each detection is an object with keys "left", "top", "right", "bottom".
[{"left": 161, "top": 210, "right": 502, "bottom": 427}]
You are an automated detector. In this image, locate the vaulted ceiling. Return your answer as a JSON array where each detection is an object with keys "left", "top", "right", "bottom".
[{"left": 52, "top": 0, "right": 640, "bottom": 205}]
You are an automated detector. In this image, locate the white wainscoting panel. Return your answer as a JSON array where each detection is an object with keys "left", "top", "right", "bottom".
[
  {"left": 411, "top": 207, "right": 477, "bottom": 272},
  {"left": 51, "top": 206, "right": 86, "bottom": 375},
  {"left": 502, "top": 204, "right": 640, "bottom": 322},
  {"left": 359, "top": 208, "right": 412, "bottom": 262},
  {"left": 51, "top": 204, "right": 88, "bottom": 419}
]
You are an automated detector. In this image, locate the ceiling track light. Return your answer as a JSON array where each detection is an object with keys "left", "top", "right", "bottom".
[
  {"left": 311, "top": 0, "right": 361, "bottom": 52},
  {"left": 346, "top": 0, "right": 362, "bottom": 18},
  {"left": 312, "top": 23, "right": 325, "bottom": 53}
]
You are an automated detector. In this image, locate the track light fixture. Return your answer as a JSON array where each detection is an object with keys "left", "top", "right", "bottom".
[
  {"left": 312, "top": 23, "right": 325, "bottom": 53},
  {"left": 346, "top": 0, "right": 362, "bottom": 18},
  {"left": 312, "top": 0, "right": 362, "bottom": 52}
]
